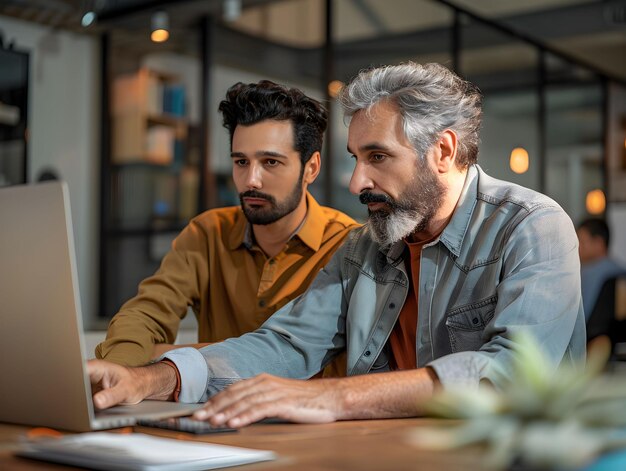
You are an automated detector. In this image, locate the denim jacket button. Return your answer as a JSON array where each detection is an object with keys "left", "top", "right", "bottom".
[
  {"left": 472, "top": 317, "right": 479, "bottom": 325},
  {"left": 389, "top": 303, "right": 395, "bottom": 309},
  {"left": 364, "top": 350, "right": 371, "bottom": 357}
]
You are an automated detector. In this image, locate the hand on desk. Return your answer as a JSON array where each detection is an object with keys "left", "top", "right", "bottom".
[
  {"left": 193, "top": 374, "right": 344, "bottom": 427},
  {"left": 192, "top": 368, "right": 439, "bottom": 428},
  {"left": 87, "top": 359, "right": 177, "bottom": 410}
]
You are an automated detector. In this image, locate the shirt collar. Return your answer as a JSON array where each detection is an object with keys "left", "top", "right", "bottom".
[
  {"left": 295, "top": 192, "right": 327, "bottom": 252},
  {"left": 227, "top": 192, "right": 327, "bottom": 252},
  {"left": 227, "top": 208, "right": 250, "bottom": 250}
]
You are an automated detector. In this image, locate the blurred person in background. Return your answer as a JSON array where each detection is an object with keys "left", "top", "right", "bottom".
[{"left": 577, "top": 218, "right": 626, "bottom": 319}]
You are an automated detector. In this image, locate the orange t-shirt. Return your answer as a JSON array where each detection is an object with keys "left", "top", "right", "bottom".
[{"left": 388, "top": 233, "right": 438, "bottom": 370}]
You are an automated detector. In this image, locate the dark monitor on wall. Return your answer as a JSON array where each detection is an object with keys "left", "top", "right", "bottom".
[{"left": 0, "top": 45, "right": 29, "bottom": 187}]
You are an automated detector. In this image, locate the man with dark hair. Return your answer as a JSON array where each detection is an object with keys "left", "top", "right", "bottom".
[
  {"left": 577, "top": 217, "right": 626, "bottom": 319},
  {"left": 89, "top": 63, "right": 584, "bottom": 424},
  {"left": 95, "top": 80, "right": 358, "bottom": 368}
]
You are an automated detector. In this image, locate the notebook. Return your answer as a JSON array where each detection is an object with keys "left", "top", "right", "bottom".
[
  {"left": 17, "top": 432, "right": 277, "bottom": 470},
  {"left": 0, "top": 182, "right": 201, "bottom": 432}
]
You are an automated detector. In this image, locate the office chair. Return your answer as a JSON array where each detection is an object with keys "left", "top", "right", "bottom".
[{"left": 586, "top": 275, "right": 626, "bottom": 358}]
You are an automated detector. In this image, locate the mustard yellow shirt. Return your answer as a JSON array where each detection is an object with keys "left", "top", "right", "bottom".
[{"left": 95, "top": 193, "right": 359, "bottom": 367}]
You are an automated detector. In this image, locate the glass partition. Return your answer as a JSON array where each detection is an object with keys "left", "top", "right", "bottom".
[
  {"left": 545, "top": 82, "right": 604, "bottom": 223},
  {"left": 102, "top": 13, "right": 204, "bottom": 316},
  {"left": 458, "top": 14, "right": 540, "bottom": 191}
]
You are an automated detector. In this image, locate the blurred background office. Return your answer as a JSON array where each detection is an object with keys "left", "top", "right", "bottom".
[{"left": 0, "top": 0, "right": 625, "bottom": 335}]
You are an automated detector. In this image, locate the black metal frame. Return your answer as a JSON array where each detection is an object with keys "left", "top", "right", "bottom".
[
  {"left": 0, "top": 40, "right": 29, "bottom": 186},
  {"left": 200, "top": 15, "right": 214, "bottom": 211},
  {"left": 323, "top": 0, "right": 334, "bottom": 204},
  {"left": 97, "top": 32, "right": 110, "bottom": 319}
]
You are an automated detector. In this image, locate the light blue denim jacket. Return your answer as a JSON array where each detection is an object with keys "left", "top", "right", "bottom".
[{"left": 164, "top": 165, "right": 586, "bottom": 402}]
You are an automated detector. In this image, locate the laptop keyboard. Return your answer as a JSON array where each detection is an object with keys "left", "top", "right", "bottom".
[{"left": 135, "top": 417, "right": 238, "bottom": 435}]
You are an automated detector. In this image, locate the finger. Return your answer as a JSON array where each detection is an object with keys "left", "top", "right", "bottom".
[
  {"left": 193, "top": 378, "right": 281, "bottom": 422},
  {"left": 87, "top": 359, "right": 109, "bottom": 384},
  {"left": 93, "top": 387, "right": 124, "bottom": 410},
  {"left": 196, "top": 388, "right": 285, "bottom": 427},
  {"left": 210, "top": 387, "right": 286, "bottom": 426},
  {"left": 193, "top": 377, "right": 270, "bottom": 419},
  {"left": 227, "top": 398, "right": 336, "bottom": 426},
  {"left": 224, "top": 401, "right": 287, "bottom": 428},
  {"left": 89, "top": 363, "right": 135, "bottom": 410}
]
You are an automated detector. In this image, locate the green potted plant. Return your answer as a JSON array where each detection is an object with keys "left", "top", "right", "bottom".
[{"left": 411, "top": 335, "right": 626, "bottom": 470}]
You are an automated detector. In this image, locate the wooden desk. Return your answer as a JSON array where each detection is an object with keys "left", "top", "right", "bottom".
[{"left": 0, "top": 418, "right": 484, "bottom": 470}]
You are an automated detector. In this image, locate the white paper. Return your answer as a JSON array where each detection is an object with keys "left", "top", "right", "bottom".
[{"left": 17, "top": 432, "right": 276, "bottom": 471}]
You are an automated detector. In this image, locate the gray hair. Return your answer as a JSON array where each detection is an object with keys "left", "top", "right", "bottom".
[{"left": 339, "top": 62, "right": 482, "bottom": 168}]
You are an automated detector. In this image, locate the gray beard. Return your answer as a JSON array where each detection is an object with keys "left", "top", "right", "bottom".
[
  {"left": 362, "top": 160, "right": 446, "bottom": 248},
  {"left": 367, "top": 208, "right": 428, "bottom": 248}
]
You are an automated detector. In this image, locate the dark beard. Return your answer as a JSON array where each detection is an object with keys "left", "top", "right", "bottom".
[
  {"left": 239, "top": 174, "right": 304, "bottom": 226},
  {"left": 359, "top": 159, "right": 446, "bottom": 246}
]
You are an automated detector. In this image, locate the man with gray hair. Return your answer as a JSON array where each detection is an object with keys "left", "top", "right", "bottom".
[{"left": 88, "top": 63, "right": 585, "bottom": 425}]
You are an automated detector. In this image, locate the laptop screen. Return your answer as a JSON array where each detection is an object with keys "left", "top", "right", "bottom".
[{"left": 0, "top": 182, "right": 96, "bottom": 430}]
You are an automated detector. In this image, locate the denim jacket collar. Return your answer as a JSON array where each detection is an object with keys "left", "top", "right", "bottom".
[{"left": 438, "top": 164, "right": 479, "bottom": 258}]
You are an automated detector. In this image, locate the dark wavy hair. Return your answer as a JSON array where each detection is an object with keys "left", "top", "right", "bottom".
[
  {"left": 578, "top": 218, "right": 610, "bottom": 248},
  {"left": 218, "top": 80, "right": 328, "bottom": 165}
]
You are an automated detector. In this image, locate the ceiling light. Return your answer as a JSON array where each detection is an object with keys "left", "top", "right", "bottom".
[
  {"left": 328, "top": 80, "right": 344, "bottom": 98},
  {"left": 586, "top": 189, "right": 606, "bottom": 215},
  {"left": 81, "top": 11, "right": 96, "bottom": 28},
  {"left": 510, "top": 147, "right": 529, "bottom": 174},
  {"left": 151, "top": 11, "right": 169, "bottom": 43}
]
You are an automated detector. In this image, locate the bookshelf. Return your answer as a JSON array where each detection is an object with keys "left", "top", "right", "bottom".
[
  {"left": 112, "top": 68, "right": 188, "bottom": 166},
  {"left": 101, "top": 66, "right": 203, "bottom": 316}
]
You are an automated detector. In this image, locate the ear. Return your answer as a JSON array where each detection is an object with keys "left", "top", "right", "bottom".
[
  {"left": 434, "top": 130, "right": 458, "bottom": 174},
  {"left": 302, "top": 151, "right": 321, "bottom": 184}
]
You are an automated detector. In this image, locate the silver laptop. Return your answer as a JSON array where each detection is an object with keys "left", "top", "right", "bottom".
[{"left": 0, "top": 182, "right": 200, "bottom": 432}]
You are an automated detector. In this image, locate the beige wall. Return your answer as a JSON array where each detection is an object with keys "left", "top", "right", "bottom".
[{"left": 0, "top": 15, "right": 100, "bottom": 326}]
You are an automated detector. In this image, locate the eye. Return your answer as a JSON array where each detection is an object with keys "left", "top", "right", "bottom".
[
  {"left": 265, "top": 159, "right": 280, "bottom": 167},
  {"left": 370, "top": 153, "right": 386, "bottom": 162},
  {"left": 234, "top": 159, "right": 248, "bottom": 167}
]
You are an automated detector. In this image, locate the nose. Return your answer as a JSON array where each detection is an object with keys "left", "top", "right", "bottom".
[
  {"left": 349, "top": 160, "right": 374, "bottom": 195},
  {"left": 244, "top": 162, "right": 263, "bottom": 190}
]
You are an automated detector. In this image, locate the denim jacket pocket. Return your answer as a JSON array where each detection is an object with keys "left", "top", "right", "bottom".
[{"left": 445, "top": 295, "right": 497, "bottom": 352}]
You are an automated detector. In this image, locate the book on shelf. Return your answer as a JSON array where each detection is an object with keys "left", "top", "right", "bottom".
[
  {"left": 163, "top": 84, "right": 185, "bottom": 117},
  {"left": 145, "top": 125, "right": 175, "bottom": 165},
  {"left": 112, "top": 68, "right": 187, "bottom": 165},
  {"left": 113, "top": 69, "right": 185, "bottom": 118},
  {"left": 146, "top": 74, "right": 164, "bottom": 116}
]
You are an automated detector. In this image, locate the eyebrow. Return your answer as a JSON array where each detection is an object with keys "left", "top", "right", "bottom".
[
  {"left": 230, "top": 150, "right": 289, "bottom": 159},
  {"left": 346, "top": 142, "right": 394, "bottom": 155}
]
